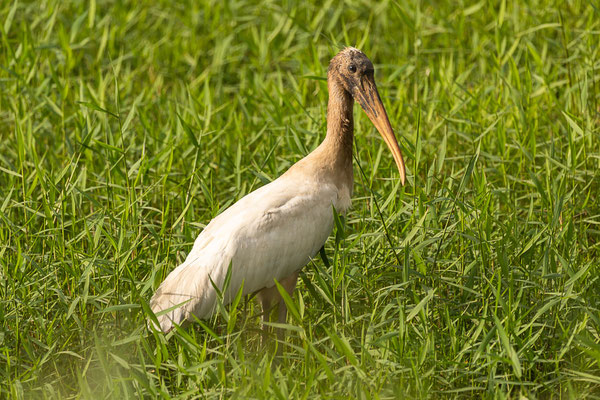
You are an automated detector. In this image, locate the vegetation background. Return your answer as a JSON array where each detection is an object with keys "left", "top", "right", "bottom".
[{"left": 1, "top": 0, "right": 599, "bottom": 398}]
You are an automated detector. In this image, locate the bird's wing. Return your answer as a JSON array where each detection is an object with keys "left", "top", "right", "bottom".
[{"left": 149, "top": 176, "right": 338, "bottom": 332}]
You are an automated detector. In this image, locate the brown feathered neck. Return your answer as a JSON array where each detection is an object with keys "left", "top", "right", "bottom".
[
  {"left": 282, "top": 55, "right": 356, "bottom": 192},
  {"left": 320, "top": 71, "right": 354, "bottom": 168}
]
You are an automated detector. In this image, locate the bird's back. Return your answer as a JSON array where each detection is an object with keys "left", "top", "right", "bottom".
[{"left": 149, "top": 172, "right": 341, "bottom": 332}]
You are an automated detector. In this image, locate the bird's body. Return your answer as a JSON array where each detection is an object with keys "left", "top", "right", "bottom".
[{"left": 150, "top": 48, "right": 405, "bottom": 333}]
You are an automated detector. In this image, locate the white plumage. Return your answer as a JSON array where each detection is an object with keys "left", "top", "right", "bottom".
[
  {"left": 149, "top": 48, "right": 405, "bottom": 333},
  {"left": 150, "top": 169, "right": 350, "bottom": 332}
]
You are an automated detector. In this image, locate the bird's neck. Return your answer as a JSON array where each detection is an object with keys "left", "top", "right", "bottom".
[
  {"left": 323, "top": 79, "right": 354, "bottom": 166},
  {"left": 283, "top": 77, "right": 354, "bottom": 194}
]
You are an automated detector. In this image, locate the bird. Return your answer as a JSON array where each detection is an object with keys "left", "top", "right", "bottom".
[{"left": 149, "top": 47, "right": 406, "bottom": 335}]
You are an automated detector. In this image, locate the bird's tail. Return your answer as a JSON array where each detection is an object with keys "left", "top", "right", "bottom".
[{"left": 148, "top": 263, "right": 198, "bottom": 333}]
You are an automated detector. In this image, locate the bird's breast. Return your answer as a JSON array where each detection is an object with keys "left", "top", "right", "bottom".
[{"left": 334, "top": 184, "right": 352, "bottom": 215}]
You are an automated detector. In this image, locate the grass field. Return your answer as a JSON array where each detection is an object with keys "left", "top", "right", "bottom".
[{"left": 1, "top": 0, "right": 599, "bottom": 398}]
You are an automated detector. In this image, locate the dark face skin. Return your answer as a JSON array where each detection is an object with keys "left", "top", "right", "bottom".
[
  {"left": 331, "top": 52, "right": 375, "bottom": 92},
  {"left": 329, "top": 49, "right": 406, "bottom": 184}
]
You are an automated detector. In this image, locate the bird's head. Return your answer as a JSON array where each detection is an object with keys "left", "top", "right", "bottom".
[{"left": 328, "top": 47, "right": 406, "bottom": 185}]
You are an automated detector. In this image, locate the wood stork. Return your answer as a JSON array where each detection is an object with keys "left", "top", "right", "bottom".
[{"left": 149, "top": 47, "right": 406, "bottom": 334}]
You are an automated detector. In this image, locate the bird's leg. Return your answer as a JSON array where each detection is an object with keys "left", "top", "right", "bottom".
[
  {"left": 275, "top": 271, "right": 299, "bottom": 354},
  {"left": 276, "top": 271, "right": 299, "bottom": 323},
  {"left": 258, "top": 290, "right": 275, "bottom": 345},
  {"left": 257, "top": 271, "right": 299, "bottom": 352}
]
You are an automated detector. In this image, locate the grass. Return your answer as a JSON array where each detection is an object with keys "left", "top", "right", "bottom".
[{"left": 1, "top": 0, "right": 599, "bottom": 398}]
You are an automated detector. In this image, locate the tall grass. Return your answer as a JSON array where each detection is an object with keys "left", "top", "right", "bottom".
[{"left": 1, "top": 0, "right": 599, "bottom": 398}]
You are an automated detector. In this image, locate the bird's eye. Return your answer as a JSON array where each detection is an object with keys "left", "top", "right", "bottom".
[{"left": 348, "top": 64, "right": 357, "bottom": 73}]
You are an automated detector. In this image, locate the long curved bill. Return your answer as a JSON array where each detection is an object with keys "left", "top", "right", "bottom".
[{"left": 353, "top": 76, "right": 406, "bottom": 185}]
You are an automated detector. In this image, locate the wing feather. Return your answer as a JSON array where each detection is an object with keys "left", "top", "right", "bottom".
[{"left": 149, "top": 176, "right": 338, "bottom": 332}]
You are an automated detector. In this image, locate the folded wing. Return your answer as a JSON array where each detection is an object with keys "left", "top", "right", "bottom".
[{"left": 149, "top": 176, "right": 337, "bottom": 332}]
